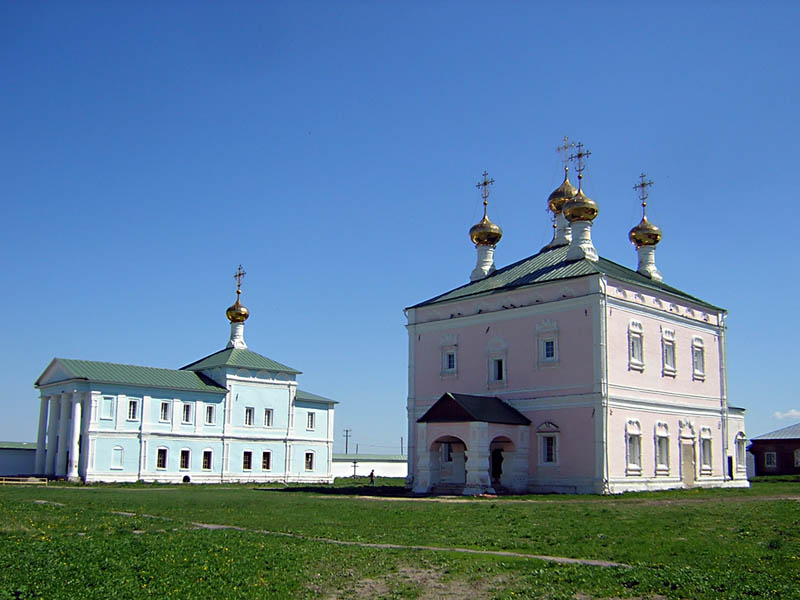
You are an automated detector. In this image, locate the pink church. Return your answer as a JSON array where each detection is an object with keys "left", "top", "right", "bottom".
[{"left": 405, "top": 155, "right": 748, "bottom": 495}]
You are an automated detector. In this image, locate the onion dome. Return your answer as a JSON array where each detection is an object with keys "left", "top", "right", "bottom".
[
  {"left": 469, "top": 208, "right": 503, "bottom": 246},
  {"left": 629, "top": 215, "right": 662, "bottom": 248},
  {"left": 547, "top": 167, "right": 577, "bottom": 214},
  {"left": 562, "top": 186, "right": 599, "bottom": 223},
  {"left": 226, "top": 290, "right": 249, "bottom": 323}
]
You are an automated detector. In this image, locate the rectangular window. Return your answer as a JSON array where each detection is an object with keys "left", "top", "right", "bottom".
[
  {"left": 627, "top": 434, "right": 642, "bottom": 469},
  {"left": 663, "top": 335, "right": 676, "bottom": 375},
  {"left": 692, "top": 337, "right": 705, "bottom": 380},
  {"left": 656, "top": 436, "right": 669, "bottom": 469},
  {"left": 242, "top": 451, "right": 252, "bottom": 471},
  {"left": 156, "top": 448, "right": 168, "bottom": 470},
  {"left": 202, "top": 450, "right": 212, "bottom": 470},
  {"left": 262, "top": 451, "right": 272, "bottom": 470},
  {"left": 700, "top": 430, "right": 713, "bottom": 472},
  {"left": 159, "top": 401, "right": 170, "bottom": 422},
  {"left": 100, "top": 396, "right": 115, "bottom": 420},
  {"left": 441, "top": 442, "right": 453, "bottom": 463},
  {"left": 307, "top": 412, "right": 315, "bottom": 430},
  {"left": 180, "top": 449, "right": 190, "bottom": 470},
  {"left": 446, "top": 352, "right": 456, "bottom": 370},
  {"left": 441, "top": 342, "right": 458, "bottom": 376},
  {"left": 244, "top": 407, "right": 254, "bottom": 426},
  {"left": 205, "top": 405, "right": 215, "bottom": 425},
  {"left": 264, "top": 408, "right": 273, "bottom": 427},
  {"left": 544, "top": 340, "right": 555, "bottom": 360},
  {"left": 493, "top": 358, "right": 504, "bottom": 381},
  {"left": 542, "top": 436, "right": 556, "bottom": 463},
  {"left": 304, "top": 452, "right": 314, "bottom": 471},
  {"left": 127, "top": 399, "right": 139, "bottom": 421},
  {"left": 765, "top": 451, "right": 776, "bottom": 468},
  {"left": 182, "top": 403, "right": 192, "bottom": 424},
  {"left": 628, "top": 321, "right": 644, "bottom": 371},
  {"left": 111, "top": 446, "right": 123, "bottom": 469}
]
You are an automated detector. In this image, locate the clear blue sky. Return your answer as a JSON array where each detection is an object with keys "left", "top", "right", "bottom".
[{"left": 2, "top": 2, "right": 798, "bottom": 450}]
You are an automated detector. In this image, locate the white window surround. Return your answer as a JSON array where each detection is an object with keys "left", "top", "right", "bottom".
[
  {"left": 765, "top": 451, "right": 776, "bottom": 469},
  {"left": 205, "top": 404, "right": 215, "bottom": 425},
  {"left": 304, "top": 451, "right": 315, "bottom": 471},
  {"left": 536, "top": 422, "right": 560, "bottom": 466},
  {"left": 440, "top": 334, "right": 459, "bottom": 378},
  {"left": 264, "top": 408, "right": 273, "bottom": 427},
  {"left": 245, "top": 407, "right": 255, "bottom": 426},
  {"left": 110, "top": 445, "right": 124, "bottom": 470},
  {"left": 628, "top": 321, "right": 644, "bottom": 372},
  {"left": 179, "top": 449, "right": 191, "bottom": 470},
  {"left": 262, "top": 450, "right": 272, "bottom": 471},
  {"left": 654, "top": 422, "right": 669, "bottom": 475},
  {"left": 202, "top": 449, "right": 213, "bottom": 471},
  {"left": 487, "top": 339, "right": 507, "bottom": 389},
  {"left": 699, "top": 427, "right": 712, "bottom": 474},
  {"left": 692, "top": 337, "right": 706, "bottom": 381},
  {"left": 181, "top": 403, "right": 193, "bottom": 424},
  {"left": 127, "top": 398, "right": 140, "bottom": 421},
  {"left": 307, "top": 412, "right": 315, "bottom": 431},
  {"left": 159, "top": 401, "right": 171, "bottom": 423},
  {"left": 626, "top": 419, "right": 642, "bottom": 475},
  {"left": 242, "top": 450, "right": 253, "bottom": 471},
  {"left": 735, "top": 433, "right": 747, "bottom": 471},
  {"left": 156, "top": 447, "right": 168, "bottom": 470},
  {"left": 661, "top": 329, "right": 676, "bottom": 377},
  {"left": 536, "top": 319, "right": 559, "bottom": 366},
  {"left": 100, "top": 396, "right": 115, "bottom": 420}
]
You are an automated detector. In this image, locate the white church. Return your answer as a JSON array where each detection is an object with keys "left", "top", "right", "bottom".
[{"left": 33, "top": 267, "right": 337, "bottom": 483}]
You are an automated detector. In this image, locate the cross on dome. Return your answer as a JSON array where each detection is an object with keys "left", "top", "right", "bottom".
[
  {"left": 476, "top": 171, "right": 495, "bottom": 207},
  {"left": 633, "top": 173, "right": 654, "bottom": 215}
]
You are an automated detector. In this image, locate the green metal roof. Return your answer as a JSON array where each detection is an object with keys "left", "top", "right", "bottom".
[
  {"left": 332, "top": 454, "right": 406, "bottom": 462},
  {"left": 296, "top": 389, "right": 338, "bottom": 404},
  {"left": 181, "top": 348, "right": 301, "bottom": 375},
  {"left": 409, "top": 244, "right": 722, "bottom": 311},
  {"left": 0, "top": 442, "right": 36, "bottom": 450},
  {"left": 35, "top": 359, "right": 226, "bottom": 393},
  {"left": 418, "top": 393, "right": 531, "bottom": 426}
]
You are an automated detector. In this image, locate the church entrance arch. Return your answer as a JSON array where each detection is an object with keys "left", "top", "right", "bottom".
[
  {"left": 429, "top": 436, "right": 467, "bottom": 486},
  {"left": 489, "top": 436, "right": 515, "bottom": 488}
]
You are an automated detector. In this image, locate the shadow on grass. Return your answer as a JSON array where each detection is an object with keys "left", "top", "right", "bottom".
[{"left": 254, "top": 484, "right": 414, "bottom": 498}]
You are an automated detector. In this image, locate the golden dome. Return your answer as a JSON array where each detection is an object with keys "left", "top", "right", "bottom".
[
  {"left": 547, "top": 167, "right": 577, "bottom": 214},
  {"left": 469, "top": 211, "right": 503, "bottom": 246},
  {"left": 629, "top": 215, "right": 662, "bottom": 247},
  {"left": 226, "top": 291, "right": 249, "bottom": 323},
  {"left": 562, "top": 186, "right": 598, "bottom": 223}
]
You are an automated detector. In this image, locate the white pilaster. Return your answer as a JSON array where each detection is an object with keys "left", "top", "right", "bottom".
[
  {"left": 636, "top": 245, "right": 662, "bottom": 281},
  {"left": 566, "top": 220, "right": 598, "bottom": 262},
  {"left": 227, "top": 322, "right": 247, "bottom": 349},
  {"left": 45, "top": 396, "right": 59, "bottom": 475},
  {"left": 68, "top": 396, "right": 82, "bottom": 481},
  {"left": 35, "top": 396, "right": 49, "bottom": 474},
  {"left": 55, "top": 394, "right": 71, "bottom": 477},
  {"left": 470, "top": 245, "right": 496, "bottom": 281}
]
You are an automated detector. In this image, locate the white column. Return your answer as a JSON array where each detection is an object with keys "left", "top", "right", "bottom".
[
  {"left": 636, "top": 245, "right": 662, "bottom": 281},
  {"left": 35, "top": 396, "right": 49, "bottom": 474},
  {"left": 463, "top": 448, "right": 493, "bottom": 495},
  {"left": 566, "top": 220, "right": 598, "bottom": 262},
  {"left": 68, "top": 396, "right": 82, "bottom": 481},
  {"left": 45, "top": 396, "right": 59, "bottom": 475},
  {"left": 227, "top": 322, "right": 247, "bottom": 349},
  {"left": 470, "top": 245, "right": 496, "bottom": 281},
  {"left": 55, "top": 394, "right": 71, "bottom": 477}
]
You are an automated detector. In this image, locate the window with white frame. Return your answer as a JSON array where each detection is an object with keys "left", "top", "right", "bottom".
[
  {"left": 159, "top": 401, "right": 170, "bottom": 422},
  {"left": 156, "top": 448, "right": 168, "bottom": 470},
  {"left": 692, "top": 337, "right": 705, "bottom": 381},
  {"left": 655, "top": 422, "right": 669, "bottom": 475},
  {"left": 661, "top": 329, "right": 676, "bottom": 376},
  {"left": 536, "top": 422, "right": 560, "bottom": 465},
  {"left": 179, "top": 449, "right": 190, "bottom": 470},
  {"left": 202, "top": 450, "right": 212, "bottom": 470},
  {"left": 262, "top": 451, "right": 272, "bottom": 470},
  {"left": 699, "top": 427, "right": 712, "bottom": 473},
  {"left": 735, "top": 433, "right": 747, "bottom": 471},
  {"left": 628, "top": 321, "right": 644, "bottom": 371},
  {"left": 487, "top": 339, "right": 507, "bottom": 388},
  {"left": 443, "top": 350, "right": 457, "bottom": 373},
  {"left": 100, "top": 396, "right": 115, "bottom": 420},
  {"left": 205, "top": 405, "right": 215, "bottom": 425},
  {"left": 626, "top": 420, "right": 642, "bottom": 474},
  {"left": 244, "top": 407, "right": 254, "bottom": 426},
  {"left": 111, "top": 446, "right": 124, "bottom": 469},
  {"left": 304, "top": 451, "right": 314, "bottom": 471},
  {"left": 536, "top": 319, "right": 559, "bottom": 366},
  {"left": 127, "top": 398, "right": 140, "bottom": 421},
  {"left": 440, "top": 334, "right": 458, "bottom": 378},
  {"left": 306, "top": 412, "right": 315, "bottom": 430},
  {"left": 264, "top": 408, "right": 273, "bottom": 427},
  {"left": 242, "top": 451, "right": 253, "bottom": 471},
  {"left": 182, "top": 403, "right": 192, "bottom": 424}
]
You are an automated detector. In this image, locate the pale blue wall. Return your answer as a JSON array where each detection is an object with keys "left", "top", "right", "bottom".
[
  {"left": 227, "top": 441, "right": 287, "bottom": 475},
  {"left": 294, "top": 400, "right": 330, "bottom": 440},
  {"left": 229, "top": 383, "right": 289, "bottom": 430},
  {"left": 290, "top": 442, "right": 329, "bottom": 474}
]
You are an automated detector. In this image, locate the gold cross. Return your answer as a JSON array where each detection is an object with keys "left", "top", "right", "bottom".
[
  {"left": 476, "top": 171, "right": 495, "bottom": 206},
  {"left": 568, "top": 142, "right": 591, "bottom": 175},
  {"left": 556, "top": 136, "right": 574, "bottom": 167},
  {"left": 233, "top": 264, "right": 246, "bottom": 292},
  {"left": 633, "top": 173, "right": 654, "bottom": 206}
]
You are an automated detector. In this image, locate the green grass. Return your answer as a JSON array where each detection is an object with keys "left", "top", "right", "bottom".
[{"left": 1, "top": 480, "right": 799, "bottom": 599}]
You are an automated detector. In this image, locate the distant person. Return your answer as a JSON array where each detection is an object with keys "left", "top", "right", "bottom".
[{"left": 369, "top": 469, "right": 375, "bottom": 485}]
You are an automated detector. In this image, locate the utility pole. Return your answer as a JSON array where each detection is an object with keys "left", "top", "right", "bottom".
[
  {"left": 400, "top": 437, "right": 404, "bottom": 456},
  {"left": 343, "top": 429, "right": 352, "bottom": 454}
]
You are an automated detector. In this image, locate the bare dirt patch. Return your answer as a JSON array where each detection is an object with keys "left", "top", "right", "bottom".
[{"left": 327, "top": 566, "right": 497, "bottom": 600}]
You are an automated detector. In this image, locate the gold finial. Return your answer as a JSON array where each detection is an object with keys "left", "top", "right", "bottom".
[
  {"left": 568, "top": 142, "right": 592, "bottom": 190},
  {"left": 633, "top": 173, "right": 654, "bottom": 217},
  {"left": 226, "top": 264, "right": 250, "bottom": 323},
  {"left": 556, "top": 136, "right": 575, "bottom": 168},
  {"left": 475, "top": 170, "right": 495, "bottom": 215},
  {"left": 469, "top": 171, "right": 503, "bottom": 246}
]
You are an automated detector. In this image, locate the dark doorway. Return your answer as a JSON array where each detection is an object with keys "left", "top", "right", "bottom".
[{"left": 490, "top": 448, "right": 503, "bottom": 482}]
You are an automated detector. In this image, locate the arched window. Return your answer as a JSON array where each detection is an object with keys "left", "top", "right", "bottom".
[
  {"left": 699, "top": 427, "right": 713, "bottom": 474},
  {"left": 735, "top": 433, "right": 747, "bottom": 471},
  {"left": 654, "top": 422, "right": 669, "bottom": 475},
  {"left": 628, "top": 321, "right": 644, "bottom": 372},
  {"left": 626, "top": 420, "right": 642, "bottom": 475}
]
